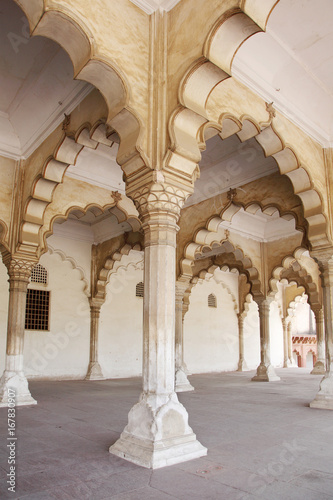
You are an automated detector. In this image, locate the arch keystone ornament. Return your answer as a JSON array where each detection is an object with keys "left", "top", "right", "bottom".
[
  {"left": 0, "top": 254, "right": 38, "bottom": 407},
  {"left": 110, "top": 181, "right": 207, "bottom": 468},
  {"left": 310, "top": 250, "right": 333, "bottom": 410}
]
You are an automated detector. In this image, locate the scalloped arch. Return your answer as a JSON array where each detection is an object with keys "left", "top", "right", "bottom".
[
  {"left": 47, "top": 244, "right": 89, "bottom": 296},
  {"left": 22, "top": 120, "right": 141, "bottom": 252},
  {"left": 94, "top": 244, "right": 143, "bottom": 303},
  {"left": 171, "top": 6, "right": 329, "bottom": 249},
  {"left": 269, "top": 249, "right": 321, "bottom": 309},
  {"left": 181, "top": 264, "right": 239, "bottom": 317},
  {"left": 181, "top": 232, "right": 261, "bottom": 295}
]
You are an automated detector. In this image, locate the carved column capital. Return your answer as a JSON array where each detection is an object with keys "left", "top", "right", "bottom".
[
  {"left": 132, "top": 181, "right": 192, "bottom": 223},
  {"left": 2, "top": 253, "right": 37, "bottom": 283}
]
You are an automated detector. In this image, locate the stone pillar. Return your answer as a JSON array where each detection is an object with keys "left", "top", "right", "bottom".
[
  {"left": 282, "top": 318, "right": 289, "bottom": 368},
  {"left": 237, "top": 313, "right": 248, "bottom": 371},
  {"left": 287, "top": 320, "right": 297, "bottom": 367},
  {"left": 110, "top": 186, "right": 206, "bottom": 468},
  {"left": 311, "top": 309, "right": 325, "bottom": 375},
  {"left": 0, "top": 257, "right": 37, "bottom": 406},
  {"left": 85, "top": 299, "right": 105, "bottom": 380},
  {"left": 175, "top": 281, "right": 194, "bottom": 392},
  {"left": 252, "top": 298, "right": 280, "bottom": 382},
  {"left": 310, "top": 254, "right": 333, "bottom": 409}
]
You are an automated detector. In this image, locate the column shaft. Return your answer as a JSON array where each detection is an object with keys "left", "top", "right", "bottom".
[
  {"left": 175, "top": 284, "right": 193, "bottom": 391},
  {"left": 311, "top": 309, "right": 325, "bottom": 375},
  {"left": 237, "top": 314, "right": 248, "bottom": 371},
  {"left": 252, "top": 299, "right": 280, "bottom": 382},
  {"left": 86, "top": 302, "right": 105, "bottom": 380}
]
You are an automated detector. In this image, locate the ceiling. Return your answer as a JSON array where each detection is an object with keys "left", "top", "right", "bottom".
[
  {"left": 0, "top": 0, "right": 329, "bottom": 243},
  {"left": 233, "top": 0, "right": 333, "bottom": 146},
  {"left": 0, "top": 0, "right": 91, "bottom": 159}
]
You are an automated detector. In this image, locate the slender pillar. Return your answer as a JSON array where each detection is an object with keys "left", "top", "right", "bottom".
[
  {"left": 110, "top": 195, "right": 206, "bottom": 468},
  {"left": 282, "top": 318, "right": 289, "bottom": 368},
  {"left": 311, "top": 309, "right": 325, "bottom": 375},
  {"left": 0, "top": 258, "right": 37, "bottom": 406},
  {"left": 287, "top": 320, "right": 297, "bottom": 367},
  {"left": 310, "top": 254, "right": 333, "bottom": 409},
  {"left": 237, "top": 313, "right": 248, "bottom": 371},
  {"left": 175, "top": 281, "right": 194, "bottom": 392},
  {"left": 252, "top": 298, "right": 280, "bottom": 382},
  {"left": 85, "top": 299, "right": 105, "bottom": 380}
]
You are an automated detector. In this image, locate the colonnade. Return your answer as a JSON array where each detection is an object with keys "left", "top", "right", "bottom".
[{"left": 1, "top": 238, "right": 333, "bottom": 469}]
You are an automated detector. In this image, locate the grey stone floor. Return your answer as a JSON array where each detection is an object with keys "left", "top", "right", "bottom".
[{"left": 1, "top": 368, "right": 333, "bottom": 499}]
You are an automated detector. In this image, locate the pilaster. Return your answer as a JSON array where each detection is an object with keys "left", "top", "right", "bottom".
[
  {"left": 175, "top": 279, "right": 194, "bottom": 392},
  {"left": 0, "top": 255, "right": 37, "bottom": 406},
  {"left": 85, "top": 298, "right": 105, "bottom": 380}
]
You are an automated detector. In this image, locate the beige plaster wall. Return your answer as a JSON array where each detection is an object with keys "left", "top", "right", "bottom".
[
  {"left": 23, "top": 250, "right": 90, "bottom": 379},
  {"left": 99, "top": 252, "right": 144, "bottom": 378},
  {"left": 184, "top": 276, "right": 239, "bottom": 373}
]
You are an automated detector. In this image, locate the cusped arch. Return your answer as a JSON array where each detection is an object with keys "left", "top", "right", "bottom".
[
  {"left": 47, "top": 245, "right": 89, "bottom": 296},
  {"left": 22, "top": 119, "right": 141, "bottom": 251},
  {"left": 180, "top": 264, "right": 240, "bottom": 318},
  {"left": 181, "top": 228, "right": 261, "bottom": 296},
  {"left": 94, "top": 243, "right": 143, "bottom": 303},
  {"left": 170, "top": 6, "right": 329, "bottom": 249},
  {"left": 269, "top": 248, "right": 321, "bottom": 310}
]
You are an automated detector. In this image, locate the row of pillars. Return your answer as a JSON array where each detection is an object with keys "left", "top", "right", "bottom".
[{"left": 0, "top": 219, "right": 333, "bottom": 468}]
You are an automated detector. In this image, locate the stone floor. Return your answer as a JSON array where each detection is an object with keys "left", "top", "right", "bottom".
[{"left": 1, "top": 368, "right": 333, "bottom": 499}]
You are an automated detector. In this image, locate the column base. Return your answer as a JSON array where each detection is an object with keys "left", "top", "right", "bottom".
[
  {"left": 310, "top": 361, "right": 326, "bottom": 375},
  {"left": 109, "top": 392, "right": 207, "bottom": 469},
  {"left": 175, "top": 368, "right": 194, "bottom": 392},
  {"left": 252, "top": 363, "right": 280, "bottom": 382},
  {"left": 0, "top": 370, "right": 37, "bottom": 407},
  {"left": 310, "top": 373, "right": 333, "bottom": 410},
  {"left": 85, "top": 361, "right": 106, "bottom": 380},
  {"left": 237, "top": 359, "right": 248, "bottom": 372}
]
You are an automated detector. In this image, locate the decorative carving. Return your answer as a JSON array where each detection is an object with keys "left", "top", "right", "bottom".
[
  {"left": 265, "top": 102, "right": 276, "bottom": 121},
  {"left": 3, "top": 256, "right": 36, "bottom": 282},
  {"left": 62, "top": 113, "right": 71, "bottom": 133},
  {"left": 132, "top": 182, "right": 191, "bottom": 220},
  {"left": 227, "top": 188, "right": 237, "bottom": 202},
  {"left": 111, "top": 191, "right": 122, "bottom": 203}
]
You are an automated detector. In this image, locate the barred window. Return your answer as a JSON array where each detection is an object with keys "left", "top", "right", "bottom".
[
  {"left": 31, "top": 264, "right": 48, "bottom": 285},
  {"left": 208, "top": 293, "right": 217, "bottom": 308},
  {"left": 25, "top": 289, "right": 50, "bottom": 331},
  {"left": 136, "top": 282, "right": 144, "bottom": 298}
]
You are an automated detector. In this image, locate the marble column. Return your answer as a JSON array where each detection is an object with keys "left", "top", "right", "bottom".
[
  {"left": 310, "top": 309, "right": 325, "bottom": 375},
  {"left": 0, "top": 258, "right": 37, "bottom": 406},
  {"left": 175, "top": 281, "right": 194, "bottom": 392},
  {"left": 287, "top": 320, "right": 297, "bottom": 367},
  {"left": 310, "top": 254, "right": 333, "bottom": 409},
  {"left": 282, "top": 318, "right": 289, "bottom": 368},
  {"left": 237, "top": 313, "right": 248, "bottom": 371},
  {"left": 110, "top": 194, "right": 206, "bottom": 468},
  {"left": 85, "top": 299, "right": 105, "bottom": 380},
  {"left": 252, "top": 298, "right": 280, "bottom": 382}
]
